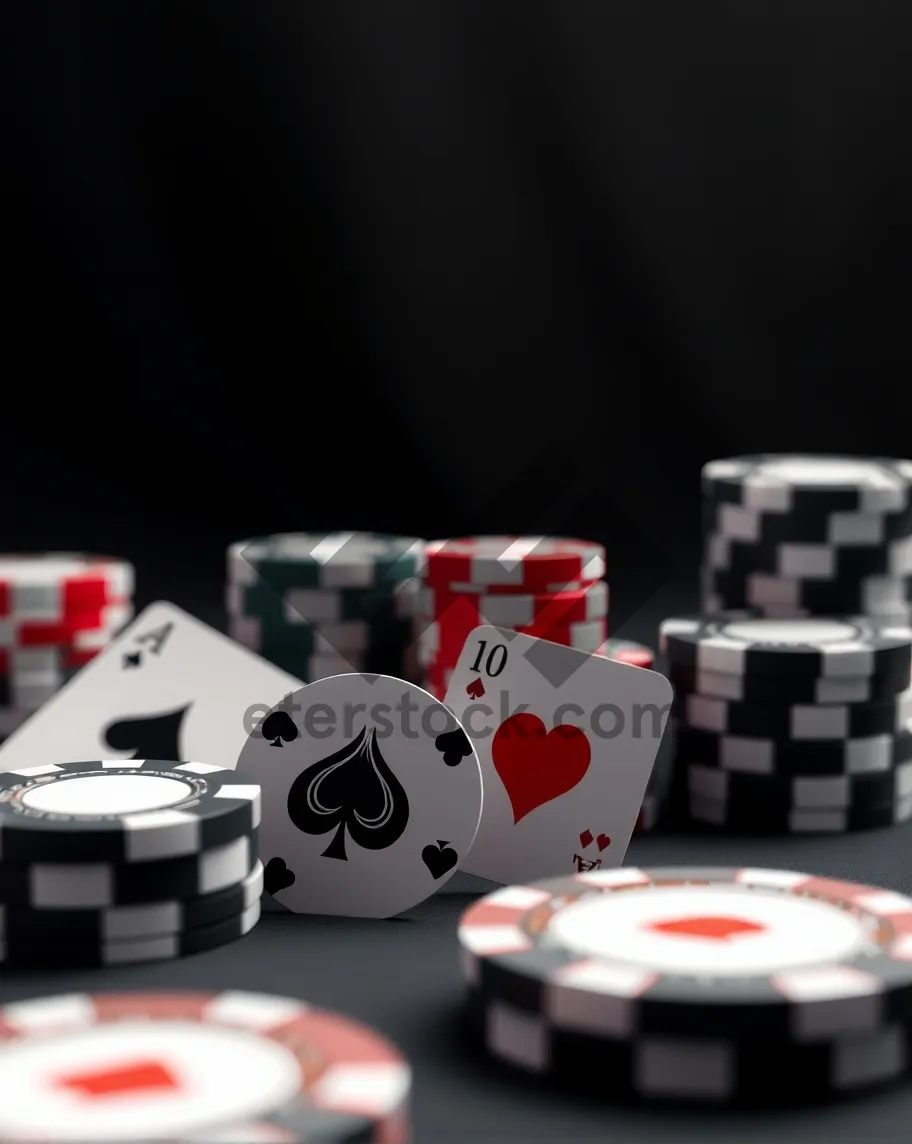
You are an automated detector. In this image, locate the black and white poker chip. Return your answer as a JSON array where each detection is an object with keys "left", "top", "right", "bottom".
[
  {"left": 702, "top": 455, "right": 912, "bottom": 514},
  {"left": 0, "top": 759, "right": 261, "bottom": 864},
  {"left": 705, "top": 533, "right": 912, "bottom": 581},
  {"left": 677, "top": 688, "right": 912, "bottom": 740},
  {"left": 0, "top": 900, "right": 262, "bottom": 969},
  {"left": 703, "top": 499, "right": 912, "bottom": 548},
  {"left": 683, "top": 758, "right": 912, "bottom": 812},
  {"left": 675, "top": 721, "right": 912, "bottom": 776},
  {"left": 0, "top": 860, "right": 264, "bottom": 945},
  {"left": 0, "top": 833, "right": 258, "bottom": 909},
  {"left": 686, "top": 790, "right": 912, "bottom": 834},
  {"left": 667, "top": 660, "right": 912, "bottom": 705},
  {"left": 659, "top": 616, "right": 912, "bottom": 680},
  {"left": 701, "top": 566, "right": 912, "bottom": 620}
]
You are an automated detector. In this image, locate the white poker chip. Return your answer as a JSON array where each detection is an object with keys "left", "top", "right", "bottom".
[
  {"left": 0, "top": 759, "right": 261, "bottom": 864},
  {"left": 659, "top": 615, "right": 912, "bottom": 679},
  {"left": 702, "top": 455, "right": 912, "bottom": 514},
  {"left": 0, "top": 990, "right": 411, "bottom": 1141},
  {"left": 459, "top": 867, "right": 912, "bottom": 1042},
  {"left": 235, "top": 674, "right": 482, "bottom": 918}
]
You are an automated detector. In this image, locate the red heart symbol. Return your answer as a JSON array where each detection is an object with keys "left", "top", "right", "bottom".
[
  {"left": 491, "top": 713, "right": 591, "bottom": 824},
  {"left": 596, "top": 833, "right": 610, "bottom": 851}
]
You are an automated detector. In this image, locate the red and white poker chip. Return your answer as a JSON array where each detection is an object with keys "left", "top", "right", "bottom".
[
  {"left": 0, "top": 556, "right": 133, "bottom": 618},
  {"left": 0, "top": 991, "right": 411, "bottom": 1142},
  {"left": 0, "top": 603, "right": 133, "bottom": 652},
  {"left": 458, "top": 868, "right": 912, "bottom": 1042},
  {"left": 424, "top": 538, "right": 605, "bottom": 590},
  {"left": 420, "top": 581, "right": 609, "bottom": 627},
  {"left": 419, "top": 615, "right": 608, "bottom": 666},
  {"left": 600, "top": 638, "right": 654, "bottom": 670}
]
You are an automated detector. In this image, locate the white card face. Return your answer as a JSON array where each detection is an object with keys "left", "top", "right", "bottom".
[
  {"left": 236, "top": 673, "right": 483, "bottom": 918},
  {"left": 0, "top": 602, "right": 302, "bottom": 771},
  {"left": 444, "top": 625, "right": 673, "bottom": 885}
]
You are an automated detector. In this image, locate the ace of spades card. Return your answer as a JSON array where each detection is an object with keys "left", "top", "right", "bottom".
[
  {"left": 0, "top": 602, "right": 303, "bottom": 770},
  {"left": 444, "top": 626, "right": 673, "bottom": 885},
  {"left": 235, "top": 673, "right": 483, "bottom": 918}
]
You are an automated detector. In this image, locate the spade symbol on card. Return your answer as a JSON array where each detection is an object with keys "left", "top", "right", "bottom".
[
  {"left": 264, "top": 857, "right": 296, "bottom": 895},
  {"left": 122, "top": 621, "right": 174, "bottom": 670},
  {"left": 286, "top": 726, "right": 410, "bottom": 861},
  {"left": 103, "top": 706, "right": 189, "bottom": 761},
  {"left": 466, "top": 678, "right": 485, "bottom": 699},
  {"left": 434, "top": 728, "right": 472, "bottom": 767},
  {"left": 262, "top": 711, "right": 298, "bottom": 747},
  {"left": 422, "top": 839, "right": 458, "bottom": 879}
]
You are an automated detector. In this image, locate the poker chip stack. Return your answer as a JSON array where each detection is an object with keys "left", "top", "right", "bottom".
[
  {"left": 0, "top": 554, "right": 134, "bottom": 741},
  {"left": 701, "top": 455, "right": 912, "bottom": 618},
  {"left": 458, "top": 866, "right": 912, "bottom": 1105},
  {"left": 0, "top": 759, "right": 263, "bottom": 969},
  {"left": 0, "top": 990, "right": 412, "bottom": 1140},
  {"left": 659, "top": 615, "right": 912, "bottom": 833},
  {"left": 225, "top": 532, "right": 425, "bottom": 682},
  {"left": 416, "top": 537, "right": 610, "bottom": 700}
]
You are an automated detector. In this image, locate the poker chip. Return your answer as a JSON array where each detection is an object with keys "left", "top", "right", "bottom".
[
  {"left": 458, "top": 867, "right": 912, "bottom": 1043},
  {"left": 667, "top": 660, "right": 911, "bottom": 705},
  {"left": 0, "top": 990, "right": 411, "bottom": 1142},
  {"left": 686, "top": 791, "right": 912, "bottom": 833},
  {"left": 702, "top": 455, "right": 912, "bottom": 514},
  {"left": 464, "top": 989, "right": 909, "bottom": 1105},
  {"left": 0, "top": 556, "right": 136, "bottom": 742},
  {"left": 705, "top": 499, "right": 912, "bottom": 547},
  {"left": 683, "top": 757, "right": 912, "bottom": 811},
  {"left": 419, "top": 615, "right": 608, "bottom": 664},
  {"left": 675, "top": 721, "right": 912, "bottom": 776},
  {"left": 0, "top": 832, "right": 258, "bottom": 908},
  {"left": 700, "top": 457, "right": 912, "bottom": 618},
  {"left": 420, "top": 581, "right": 609, "bottom": 627},
  {"left": 226, "top": 534, "right": 422, "bottom": 682},
  {"left": 417, "top": 536, "right": 610, "bottom": 692},
  {"left": 1, "top": 899, "right": 262, "bottom": 968},
  {"left": 705, "top": 534, "right": 912, "bottom": 580},
  {"left": 678, "top": 688, "right": 912, "bottom": 740},
  {"left": 704, "top": 565, "right": 912, "bottom": 618},
  {"left": 424, "top": 537, "right": 606, "bottom": 590},
  {"left": 230, "top": 532, "right": 424, "bottom": 590},
  {"left": 660, "top": 616, "right": 912, "bottom": 679},
  {"left": 0, "top": 860, "right": 264, "bottom": 943},
  {"left": 0, "top": 555, "right": 134, "bottom": 612},
  {"left": 0, "top": 759, "right": 261, "bottom": 864},
  {"left": 602, "top": 638, "right": 654, "bottom": 669}
]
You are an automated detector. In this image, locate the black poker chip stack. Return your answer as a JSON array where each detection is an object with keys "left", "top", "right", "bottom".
[
  {"left": 657, "top": 455, "right": 912, "bottom": 835},
  {"left": 700, "top": 455, "right": 912, "bottom": 619},
  {"left": 0, "top": 759, "right": 264, "bottom": 969},
  {"left": 659, "top": 615, "right": 912, "bottom": 834}
]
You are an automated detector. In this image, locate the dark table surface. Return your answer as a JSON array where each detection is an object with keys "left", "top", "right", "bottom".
[{"left": 3, "top": 581, "right": 911, "bottom": 1143}]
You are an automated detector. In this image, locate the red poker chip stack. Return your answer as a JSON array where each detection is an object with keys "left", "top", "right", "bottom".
[
  {"left": 0, "top": 555, "right": 134, "bottom": 739},
  {"left": 417, "top": 537, "right": 611, "bottom": 701}
]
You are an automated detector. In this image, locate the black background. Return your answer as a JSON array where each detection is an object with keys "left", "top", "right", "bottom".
[{"left": 6, "top": 0, "right": 912, "bottom": 627}]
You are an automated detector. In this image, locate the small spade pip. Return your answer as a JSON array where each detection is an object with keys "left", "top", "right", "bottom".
[{"left": 262, "top": 710, "right": 298, "bottom": 748}]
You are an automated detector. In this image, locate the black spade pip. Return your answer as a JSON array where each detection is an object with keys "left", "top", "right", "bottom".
[{"left": 286, "top": 726, "right": 410, "bottom": 861}]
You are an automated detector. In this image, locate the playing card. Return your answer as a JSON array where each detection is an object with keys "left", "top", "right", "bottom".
[
  {"left": 235, "top": 673, "right": 483, "bottom": 918},
  {"left": 444, "top": 625, "right": 673, "bottom": 884},
  {"left": 0, "top": 602, "right": 302, "bottom": 770}
]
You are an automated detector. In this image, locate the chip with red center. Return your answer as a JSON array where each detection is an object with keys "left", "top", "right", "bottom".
[
  {"left": 0, "top": 991, "right": 411, "bottom": 1142},
  {"left": 457, "top": 866, "right": 912, "bottom": 1044}
]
